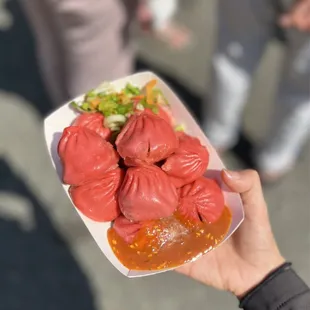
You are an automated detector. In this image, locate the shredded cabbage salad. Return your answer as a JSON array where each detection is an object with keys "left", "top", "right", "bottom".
[{"left": 71, "top": 79, "right": 184, "bottom": 133}]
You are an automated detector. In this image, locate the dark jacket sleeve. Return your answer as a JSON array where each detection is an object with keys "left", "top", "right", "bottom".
[{"left": 239, "top": 263, "right": 310, "bottom": 310}]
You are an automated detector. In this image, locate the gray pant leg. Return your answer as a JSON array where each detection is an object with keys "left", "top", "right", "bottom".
[
  {"left": 257, "top": 31, "right": 310, "bottom": 172},
  {"left": 204, "top": 0, "right": 274, "bottom": 149}
]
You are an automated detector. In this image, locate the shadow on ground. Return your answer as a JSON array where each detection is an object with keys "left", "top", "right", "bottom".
[
  {"left": 0, "top": 159, "right": 97, "bottom": 310},
  {"left": 0, "top": 2, "right": 97, "bottom": 309}
]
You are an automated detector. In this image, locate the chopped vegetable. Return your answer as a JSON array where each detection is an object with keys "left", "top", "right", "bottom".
[
  {"left": 71, "top": 80, "right": 169, "bottom": 129},
  {"left": 139, "top": 97, "right": 158, "bottom": 114},
  {"left": 104, "top": 114, "right": 127, "bottom": 130},
  {"left": 90, "top": 98, "right": 101, "bottom": 109},
  {"left": 116, "top": 103, "right": 133, "bottom": 115},
  {"left": 71, "top": 101, "right": 85, "bottom": 112},
  {"left": 153, "top": 88, "right": 169, "bottom": 106},
  {"left": 175, "top": 124, "right": 185, "bottom": 132},
  {"left": 132, "top": 95, "right": 145, "bottom": 101},
  {"left": 85, "top": 90, "right": 97, "bottom": 100},
  {"left": 136, "top": 103, "right": 144, "bottom": 111},
  {"left": 124, "top": 83, "right": 141, "bottom": 96},
  {"left": 145, "top": 79, "right": 157, "bottom": 105}
]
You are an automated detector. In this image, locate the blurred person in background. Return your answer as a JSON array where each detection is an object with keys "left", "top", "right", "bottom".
[
  {"left": 204, "top": 0, "right": 310, "bottom": 182},
  {"left": 0, "top": 0, "right": 13, "bottom": 30},
  {"left": 20, "top": 0, "right": 189, "bottom": 107},
  {"left": 20, "top": 0, "right": 138, "bottom": 106}
]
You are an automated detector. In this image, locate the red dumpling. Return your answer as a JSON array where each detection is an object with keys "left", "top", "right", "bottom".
[
  {"left": 69, "top": 168, "right": 124, "bottom": 222},
  {"left": 116, "top": 111, "right": 178, "bottom": 166},
  {"left": 158, "top": 105, "right": 173, "bottom": 125},
  {"left": 58, "top": 126, "right": 119, "bottom": 185},
  {"left": 72, "top": 113, "right": 111, "bottom": 140},
  {"left": 143, "top": 106, "right": 173, "bottom": 126},
  {"left": 113, "top": 216, "right": 142, "bottom": 244},
  {"left": 118, "top": 165, "right": 178, "bottom": 221},
  {"left": 162, "top": 133, "right": 210, "bottom": 187},
  {"left": 179, "top": 177, "right": 225, "bottom": 224}
]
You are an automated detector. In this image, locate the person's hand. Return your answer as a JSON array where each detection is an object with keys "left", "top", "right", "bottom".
[
  {"left": 136, "top": 0, "right": 153, "bottom": 33},
  {"left": 280, "top": 0, "right": 310, "bottom": 32},
  {"left": 177, "top": 170, "right": 285, "bottom": 298}
]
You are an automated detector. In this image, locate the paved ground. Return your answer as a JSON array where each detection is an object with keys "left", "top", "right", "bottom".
[{"left": 0, "top": 1, "right": 309, "bottom": 310}]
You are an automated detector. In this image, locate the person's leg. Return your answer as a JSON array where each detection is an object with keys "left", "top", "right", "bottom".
[
  {"left": 45, "top": 0, "right": 136, "bottom": 100},
  {"left": 20, "top": 0, "right": 67, "bottom": 105},
  {"left": 204, "top": 0, "right": 274, "bottom": 150},
  {"left": 21, "top": 0, "right": 135, "bottom": 105},
  {"left": 256, "top": 31, "right": 310, "bottom": 177}
]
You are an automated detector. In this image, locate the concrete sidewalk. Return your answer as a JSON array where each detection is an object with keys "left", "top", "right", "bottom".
[{"left": 0, "top": 1, "right": 309, "bottom": 310}]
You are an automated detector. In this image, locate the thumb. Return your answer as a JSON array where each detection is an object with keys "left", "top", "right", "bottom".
[{"left": 222, "top": 169, "right": 268, "bottom": 221}]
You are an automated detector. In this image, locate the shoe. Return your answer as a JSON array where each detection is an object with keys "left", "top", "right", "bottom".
[{"left": 258, "top": 165, "right": 293, "bottom": 185}]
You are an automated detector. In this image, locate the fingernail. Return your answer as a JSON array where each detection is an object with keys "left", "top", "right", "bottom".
[{"left": 223, "top": 169, "right": 241, "bottom": 180}]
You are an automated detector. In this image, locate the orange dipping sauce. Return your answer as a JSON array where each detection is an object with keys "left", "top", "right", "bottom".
[{"left": 108, "top": 207, "right": 232, "bottom": 271}]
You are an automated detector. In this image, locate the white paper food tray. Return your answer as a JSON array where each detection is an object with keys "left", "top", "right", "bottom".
[{"left": 44, "top": 71, "right": 244, "bottom": 278}]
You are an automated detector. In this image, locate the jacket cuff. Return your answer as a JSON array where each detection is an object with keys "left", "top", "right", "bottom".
[{"left": 239, "top": 263, "right": 309, "bottom": 310}]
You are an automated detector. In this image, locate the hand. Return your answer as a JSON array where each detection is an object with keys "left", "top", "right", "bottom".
[
  {"left": 280, "top": 0, "right": 310, "bottom": 32},
  {"left": 177, "top": 169, "right": 285, "bottom": 298},
  {"left": 136, "top": 1, "right": 153, "bottom": 33}
]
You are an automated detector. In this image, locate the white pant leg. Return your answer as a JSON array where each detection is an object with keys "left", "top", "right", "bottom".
[
  {"left": 256, "top": 31, "right": 310, "bottom": 173},
  {"left": 204, "top": 0, "right": 273, "bottom": 149},
  {"left": 147, "top": 0, "right": 178, "bottom": 29}
]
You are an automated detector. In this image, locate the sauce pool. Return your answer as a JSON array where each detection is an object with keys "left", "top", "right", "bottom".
[{"left": 108, "top": 207, "right": 232, "bottom": 271}]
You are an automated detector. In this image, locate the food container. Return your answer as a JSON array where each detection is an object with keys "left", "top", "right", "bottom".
[{"left": 44, "top": 71, "right": 244, "bottom": 278}]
